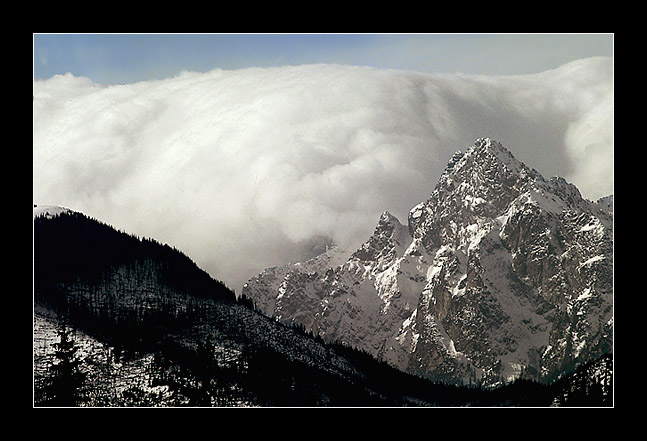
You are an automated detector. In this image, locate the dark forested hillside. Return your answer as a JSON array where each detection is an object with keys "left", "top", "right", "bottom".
[
  {"left": 34, "top": 211, "right": 236, "bottom": 353},
  {"left": 33, "top": 211, "right": 612, "bottom": 407},
  {"left": 34, "top": 210, "right": 235, "bottom": 302}
]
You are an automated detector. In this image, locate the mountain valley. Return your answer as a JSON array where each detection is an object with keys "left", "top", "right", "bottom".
[{"left": 32, "top": 138, "right": 613, "bottom": 406}]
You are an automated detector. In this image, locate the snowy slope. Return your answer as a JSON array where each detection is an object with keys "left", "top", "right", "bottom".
[{"left": 33, "top": 204, "right": 71, "bottom": 219}]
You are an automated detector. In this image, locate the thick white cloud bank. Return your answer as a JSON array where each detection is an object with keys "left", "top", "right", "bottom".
[{"left": 33, "top": 57, "right": 613, "bottom": 291}]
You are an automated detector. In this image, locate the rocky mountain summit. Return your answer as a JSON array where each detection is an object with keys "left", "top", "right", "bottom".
[{"left": 242, "top": 138, "right": 613, "bottom": 387}]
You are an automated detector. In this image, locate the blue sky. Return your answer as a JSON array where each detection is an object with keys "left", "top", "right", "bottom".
[{"left": 33, "top": 33, "right": 614, "bottom": 85}]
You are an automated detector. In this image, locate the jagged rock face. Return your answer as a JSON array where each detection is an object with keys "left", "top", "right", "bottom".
[{"left": 242, "top": 138, "right": 613, "bottom": 387}]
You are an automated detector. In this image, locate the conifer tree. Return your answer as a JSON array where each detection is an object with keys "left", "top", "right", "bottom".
[
  {"left": 42, "top": 322, "right": 87, "bottom": 406},
  {"left": 191, "top": 337, "right": 217, "bottom": 406}
]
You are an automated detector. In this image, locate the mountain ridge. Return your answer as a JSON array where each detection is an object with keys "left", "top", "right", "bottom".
[{"left": 242, "top": 138, "right": 613, "bottom": 387}]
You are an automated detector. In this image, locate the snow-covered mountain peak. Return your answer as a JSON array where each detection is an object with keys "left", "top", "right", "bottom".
[
  {"left": 410, "top": 138, "right": 610, "bottom": 248},
  {"left": 429, "top": 138, "right": 540, "bottom": 207},
  {"left": 243, "top": 138, "right": 613, "bottom": 387},
  {"left": 378, "top": 210, "right": 400, "bottom": 225},
  {"left": 352, "top": 210, "right": 411, "bottom": 266},
  {"left": 453, "top": 137, "right": 538, "bottom": 185},
  {"left": 473, "top": 137, "right": 513, "bottom": 154},
  {"left": 407, "top": 139, "right": 542, "bottom": 253},
  {"left": 447, "top": 138, "right": 525, "bottom": 175}
]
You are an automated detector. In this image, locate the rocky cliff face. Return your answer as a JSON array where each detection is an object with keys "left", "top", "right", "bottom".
[{"left": 242, "top": 138, "right": 613, "bottom": 387}]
